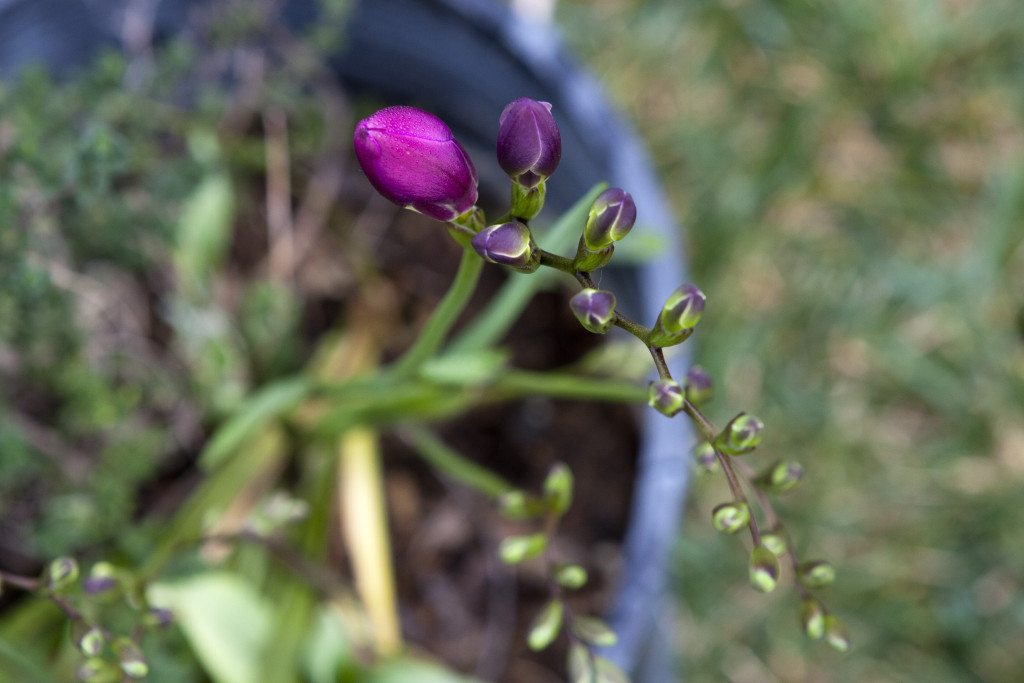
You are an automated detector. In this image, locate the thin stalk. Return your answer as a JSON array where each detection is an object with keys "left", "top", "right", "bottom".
[
  {"left": 399, "top": 425, "right": 514, "bottom": 499},
  {"left": 491, "top": 369, "right": 649, "bottom": 404}
]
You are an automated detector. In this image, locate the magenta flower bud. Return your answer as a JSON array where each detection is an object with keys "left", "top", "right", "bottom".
[
  {"left": 471, "top": 221, "right": 540, "bottom": 273},
  {"left": 583, "top": 188, "right": 637, "bottom": 250},
  {"left": 570, "top": 289, "right": 617, "bottom": 334},
  {"left": 497, "top": 98, "right": 561, "bottom": 188},
  {"left": 353, "top": 106, "right": 478, "bottom": 222}
]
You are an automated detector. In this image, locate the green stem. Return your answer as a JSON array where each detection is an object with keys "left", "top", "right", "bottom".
[
  {"left": 491, "top": 369, "right": 649, "bottom": 403},
  {"left": 390, "top": 248, "right": 484, "bottom": 377},
  {"left": 399, "top": 424, "right": 514, "bottom": 499}
]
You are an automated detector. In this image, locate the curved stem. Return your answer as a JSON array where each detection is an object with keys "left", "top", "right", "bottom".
[{"left": 390, "top": 247, "right": 484, "bottom": 377}]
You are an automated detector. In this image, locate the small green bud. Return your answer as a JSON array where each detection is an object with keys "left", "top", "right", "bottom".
[
  {"left": 554, "top": 564, "right": 589, "bottom": 589},
  {"left": 798, "top": 560, "right": 836, "bottom": 588},
  {"left": 648, "top": 379, "right": 684, "bottom": 417},
  {"left": 497, "top": 490, "right": 544, "bottom": 520},
  {"left": 692, "top": 441, "right": 719, "bottom": 473},
  {"left": 77, "top": 626, "right": 106, "bottom": 657},
  {"left": 47, "top": 557, "right": 79, "bottom": 591},
  {"left": 77, "top": 658, "right": 120, "bottom": 683},
  {"left": 756, "top": 459, "right": 804, "bottom": 493},
  {"left": 760, "top": 531, "right": 788, "bottom": 557},
  {"left": 113, "top": 637, "right": 148, "bottom": 678},
  {"left": 569, "top": 289, "right": 616, "bottom": 334},
  {"left": 749, "top": 546, "right": 781, "bottom": 593},
  {"left": 799, "top": 598, "right": 826, "bottom": 639},
  {"left": 683, "top": 365, "right": 714, "bottom": 406},
  {"left": 711, "top": 501, "right": 750, "bottom": 534},
  {"left": 510, "top": 181, "right": 546, "bottom": 220},
  {"left": 143, "top": 608, "right": 175, "bottom": 629},
  {"left": 527, "top": 599, "right": 564, "bottom": 651},
  {"left": 583, "top": 188, "right": 636, "bottom": 250},
  {"left": 543, "top": 463, "right": 574, "bottom": 516},
  {"left": 567, "top": 643, "right": 593, "bottom": 683},
  {"left": 498, "top": 533, "right": 548, "bottom": 564},
  {"left": 658, "top": 283, "right": 706, "bottom": 333},
  {"left": 715, "top": 412, "right": 764, "bottom": 455},
  {"left": 572, "top": 615, "right": 618, "bottom": 647},
  {"left": 824, "top": 614, "right": 852, "bottom": 652}
]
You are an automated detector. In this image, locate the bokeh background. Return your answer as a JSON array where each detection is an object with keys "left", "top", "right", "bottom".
[{"left": 558, "top": 0, "right": 1024, "bottom": 681}]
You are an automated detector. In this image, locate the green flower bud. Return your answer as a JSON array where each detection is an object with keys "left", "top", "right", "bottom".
[
  {"left": 83, "top": 562, "right": 120, "bottom": 598},
  {"left": 554, "top": 564, "right": 589, "bottom": 589},
  {"left": 570, "top": 289, "right": 617, "bottom": 334},
  {"left": 471, "top": 221, "right": 540, "bottom": 273},
  {"left": 760, "top": 530, "right": 788, "bottom": 557},
  {"left": 712, "top": 501, "right": 750, "bottom": 534},
  {"left": 683, "top": 365, "right": 714, "bottom": 406},
  {"left": 572, "top": 615, "right": 618, "bottom": 647},
  {"left": 78, "top": 658, "right": 120, "bottom": 683},
  {"left": 543, "top": 463, "right": 574, "bottom": 516},
  {"left": 499, "top": 533, "right": 548, "bottom": 564},
  {"left": 527, "top": 599, "right": 564, "bottom": 651},
  {"left": 799, "top": 598, "right": 826, "bottom": 640},
  {"left": 659, "top": 283, "right": 706, "bottom": 333},
  {"left": 113, "top": 637, "right": 148, "bottom": 678},
  {"left": 78, "top": 627, "right": 106, "bottom": 657},
  {"left": 648, "top": 379, "right": 684, "bottom": 417},
  {"left": 798, "top": 560, "right": 836, "bottom": 588},
  {"left": 715, "top": 412, "right": 764, "bottom": 455},
  {"left": 47, "top": 557, "right": 79, "bottom": 591},
  {"left": 497, "top": 490, "right": 544, "bottom": 520},
  {"left": 692, "top": 440, "right": 719, "bottom": 473},
  {"left": 824, "top": 614, "right": 852, "bottom": 652},
  {"left": 756, "top": 459, "right": 804, "bottom": 493},
  {"left": 509, "top": 181, "right": 546, "bottom": 220},
  {"left": 749, "top": 546, "right": 781, "bottom": 593},
  {"left": 583, "top": 188, "right": 636, "bottom": 250}
]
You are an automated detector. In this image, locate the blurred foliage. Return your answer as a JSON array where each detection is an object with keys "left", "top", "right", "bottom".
[{"left": 561, "top": 0, "right": 1024, "bottom": 681}]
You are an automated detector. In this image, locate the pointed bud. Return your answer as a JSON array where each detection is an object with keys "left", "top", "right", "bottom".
[
  {"left": 648, "top": 284, "right": 706, "bottom": 347},
  {"left": 471, "top": 221, "right": 540, "bottom": 273},
  {"left": 715, "top": 412, "right": 764, "bottom": 455},
  {"left": 113, "top": 637, "right": 148, "bottom": 678},
  {"left": 543, "top": 463, "right": 574, "bottom": 516},
  {"left": 799, "top": 598, "right": 827, "bottom": 639},
  {"left": 692, "top": 440, "right": 719, "bottom": 473},
  {"left": 760, "top": 530, "right": 788, "bottom": 556},
  {"left": 583, "top": 188, "right": 636, "bottom": 250},
  {"left": 683, "top": 365, "right": 714, "bottom": 406},
  {"left": 570, "top": 289, "right": 616, "bottom": 334},
  {"left": 712, "top": 501, "right": 750, "bottom": 534},
  {"left": 353, "top": 106, "right": 478, "bottom": 222},
  {"left": 824, "top": 614, "right": 852, "bottom": 652},
  {"left": 527, "top": 599, "right": 564, "bottom": 651},
  {"left": 798, "top": 560, "right": 836, "bottom": 588},
  {"left": 756, "top": 459, "right": 804, "bottom": 493},
  {"left": 572, "top": 615, "right": 618, "bottom": 647},
  {"left": 497, "top": 98, "right": 561, "bottom": 188},
  {"left": 648, "top": 379, "right": 684, "bottom": 417},
  {"left": 47, "top": 557, "right": 79, "bottom": 591},
  {"left": 749, "top": 546, "right": 781, "bottom": 593},
  {"left": 499, "top": 533, "right": 548, "bottom": 564},
  {"left": 554, "top": 564, "right": 589, "bottom": 589}
]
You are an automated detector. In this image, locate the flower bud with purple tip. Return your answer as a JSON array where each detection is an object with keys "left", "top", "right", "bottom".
[
  {"left": 648, "top": 379, "right": 684, "bottom": 417},
  {"left": 471, "top": 221, "right": 540, "bottom": 273},
  {"left": 497, "top": 98, "right": 561, "bottom": 189},
  {"left": 648, "top": 283, "right": 706, "bottom": 347},
  {"left": 583, "top": 188, "right": 636, "bottom": 251},
  {"left": 570, "top": 289, "right": 617, "bottom": 334},
  {"left": 353, "top": 106, "right": 478, "bottom": 222}
]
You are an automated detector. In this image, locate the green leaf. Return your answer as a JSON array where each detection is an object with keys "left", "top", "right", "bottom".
[
  {"left": 498, "top": 533, "right": 548, "bottom": 565},
  {"left": 419, "top": 348, "right": 509, "bottom": 386},
  {"left": 364, "top": 656, "right": 483, "bottom": 683},
  {"left": 543, "top": 462, "right": 574, "bottom": 516},
  {"left": 527, "top": 600, "right": 564, "bottom": 651},
  {"left": 174, "top": 162, "right": 235, "bottom": 297},
  {"left": 148, "top": 573, "right": 271, "bottom": 683}
]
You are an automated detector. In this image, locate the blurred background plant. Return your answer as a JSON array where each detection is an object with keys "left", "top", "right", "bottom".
[{"left": 559, "top": 0, "right": 1024, "bottom": 680}]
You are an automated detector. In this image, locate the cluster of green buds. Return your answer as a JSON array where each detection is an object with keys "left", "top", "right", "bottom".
[{"left": 352, "top": 95, "right": 848, "bottom": 663}]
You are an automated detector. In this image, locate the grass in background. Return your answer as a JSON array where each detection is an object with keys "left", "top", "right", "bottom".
[{"left": 559, "top": 1, "right": 1024, "bottom": 681}]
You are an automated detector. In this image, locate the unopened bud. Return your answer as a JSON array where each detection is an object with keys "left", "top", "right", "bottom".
[
  {"left": 649, "top": 284, "right": 705, "bottom": 347},
  {"left": 800, "top": 598, "right": 826, "bottom": 639},
  {"left": 499, "top": 533, "right": 548, "bottom": 564},
  {"left": 693, "top": 440, "right": 719, "bottom": 473},
  {"left": 683, "top": 365, "right": 714, "bottom": 406},
  {"left": 554, "top": 564, "right": 588, "bottom": 589},
  {"left": 78, "top": 658, "right": 119, "bottom": 682},
  {"left": 583, "top": 188, "right": 636, "bottom": 250},
  {"left": 83, "top": 562, "right": 120, "bottom": 597},
  {"left": 824, "top": 614, "right": 851, "bottom": 652},
  {"left": 749, "top": 546, "right": 781, "bottom": 593},
  {"left": 471, "top": 221, "right": 540, "bottom": 273},
  {"left": 144, "top": 607, "right": 175, "bottom": 629},
  {"left": 543, "top": 462, "right": 574, "bottom": 516},
  {"left": 572, "top": 615, "right": 618, "bottom": 647},
  {"left": 497, "top": 490, "right": 543, "bottom": 520},
  {"left": 47, "top": 557, "right": 79, "bottom": 591},
  {"left": 760, "top": 530, "right": 788, "bottom": 556},
  {"left": 569, "top": 289, "right": 616, "bottom": 334},
  {"left": 757, "top": 459, "right": 804, "bottom": 493},
  {"left": 648, "top": 379, "right": 684, "bottom": 417},
  {"left": 78, "top": 627, "right": 105, "bottom": 657},
  {"left": 715, "top": 412, "right": 764, "bottom": 455},
  {"left": 712, "top": 501, "right": 750, "bottom": 534},
  {"left": 798, "top": 560, "right": 836, "bottom": 588},
  {"left": 527, "top": 599, "right": 564, "bottom": 651},
  {"left": 497, "top": 98, "right": 561, "bottom": 189},
  {"left": 113, "top": 637, "right": 148, "bottom": 678}
]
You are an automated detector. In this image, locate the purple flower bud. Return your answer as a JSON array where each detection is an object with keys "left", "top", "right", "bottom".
[
  {"left": 353, "top": 106, "right": 478, "bottom": 222},
  {"left": 660, "top": 283, "right": 706, "bottom": 333},
  {"left": 497, "top": 98, "right": 561, "bottom": 188},
  {"left": 471, "top": 221, "right": 540, "bottom": 273},
  {"left": 716, "top": 412, "right": 764, "bottom": 455},
  {"left": 648, "top": 379, "right": 684, "bottom": 417},
  {"left": 583, "top": 188, "right": 636, "bottom": 250},
  {"left": 749, "top": 546, "right": 781, "bottom": 593},
  {"left": 683, "top": 365, "right": 714, "bottom": 406},
  {"left": 570, "top": 289, "right": 616, "bottom": 334}
]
